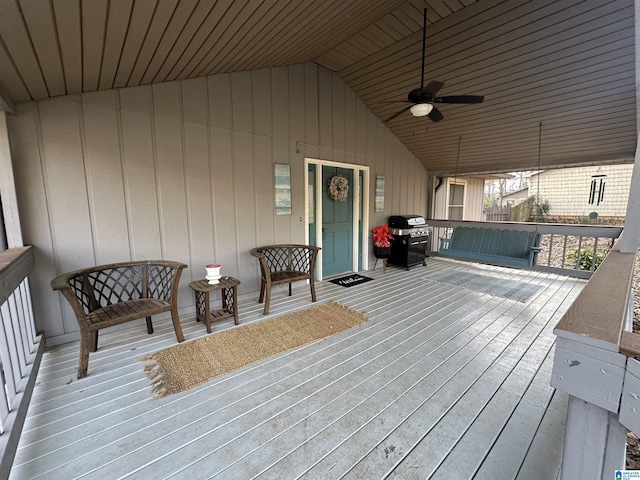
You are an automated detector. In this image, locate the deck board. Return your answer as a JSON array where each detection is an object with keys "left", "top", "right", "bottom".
[
  {"left": 346, "top": 276, "right": 577, "bottom": 479},
  {"left": 472, "top": 351, "right": 557, "bottom": 479},
  {"left": 515, "top": 389, "right": 568, "bottom": 480},
  {"left": 10, "top": 259, "right": 584, "bottom": 479},
  {"left": 431, "top": 313, "right": 574, "bottom": 478},
  {"left": 201, "top": 297, "right": 506, "bottom": 478}
]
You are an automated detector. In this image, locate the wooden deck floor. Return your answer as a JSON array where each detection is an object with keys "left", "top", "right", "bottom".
[{"left": 10, "top": 258, "right": 584, "bottom": 479}]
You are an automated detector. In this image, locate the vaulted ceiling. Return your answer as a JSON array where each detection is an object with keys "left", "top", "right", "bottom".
[{"left": 0, "top": 0, "right": 636, "bottom": 174}]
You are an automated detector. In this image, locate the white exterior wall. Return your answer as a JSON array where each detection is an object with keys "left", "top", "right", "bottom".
[
  {"left": 8, "top": 63, "right": 429, "bottom": 346},
  {"left": 530, "top": 164, "right": 633, "bottom": 218},
  {"left": 463, "top": 177, "right": 484, "bottom": 221}
]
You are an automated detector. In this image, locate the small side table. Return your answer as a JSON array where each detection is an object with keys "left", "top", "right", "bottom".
[{"left": 189, "top": 276, "right": 241, "bottom": 333}]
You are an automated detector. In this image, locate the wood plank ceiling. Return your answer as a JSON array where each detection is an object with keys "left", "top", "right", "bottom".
[{"left": 0, "top": 0, "right": 635, "bottom": 174}]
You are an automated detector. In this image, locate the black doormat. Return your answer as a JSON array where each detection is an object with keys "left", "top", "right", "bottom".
[{"left": 329, "top": 274, "right": 373, "bottom": 288}]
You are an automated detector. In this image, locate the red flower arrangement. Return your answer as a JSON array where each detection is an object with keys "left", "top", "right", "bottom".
[{"left": 372, "top": 224, "right": 394, "bottom": 248}]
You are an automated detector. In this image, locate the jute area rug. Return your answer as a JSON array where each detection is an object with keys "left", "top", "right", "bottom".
[{"left": 141, "top": 301, "right": 368, "bottom": 398}]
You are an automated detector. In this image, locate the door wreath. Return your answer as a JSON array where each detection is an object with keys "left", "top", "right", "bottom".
[{"left": 328, "top": 174, "right": 349, "bottom": 202}]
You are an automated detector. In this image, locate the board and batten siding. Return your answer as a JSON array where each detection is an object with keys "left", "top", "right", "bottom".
[{"left": 8, "top": 63, "right": 428, "bottom": 346}]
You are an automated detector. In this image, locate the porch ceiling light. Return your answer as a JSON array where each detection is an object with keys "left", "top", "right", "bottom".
[{"left": 409, "top": 103, "right": 433, "bottom": 117}]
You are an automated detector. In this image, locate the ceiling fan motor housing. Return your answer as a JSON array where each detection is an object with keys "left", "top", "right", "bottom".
[{"left": 408, "top": 87, "right": 431, "bottom": 103}]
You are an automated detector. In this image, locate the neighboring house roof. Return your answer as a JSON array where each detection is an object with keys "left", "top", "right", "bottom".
[
  {"left": 502, "top": 187, "right": 529, "bottom": 201},
  {"left": 467, "top": 173, "right": 516, "bottom": 180}
]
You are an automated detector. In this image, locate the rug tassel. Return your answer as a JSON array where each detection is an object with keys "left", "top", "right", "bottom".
[
  {"left": 141, "top": 354, "right": 165, "bottom": 399},
  {"left": 329, "top": 300, "right": 370, "bottom": 320}
]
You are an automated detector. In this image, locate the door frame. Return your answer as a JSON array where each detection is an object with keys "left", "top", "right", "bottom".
[{"left": 304, "top": 158, "right": 370, "bottom": 280}]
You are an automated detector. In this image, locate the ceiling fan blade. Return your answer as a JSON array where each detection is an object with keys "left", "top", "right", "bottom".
[
  {"left": 433, "top": 95, "right": 484, "bottom": 104},
  {"left": 383, "top": 105, "right": 412, "bottom": 123},
  {"left": 428, "top": 107, "right": 444, "bottom": 122},
  {"left": 424, "top": 80, "right": 444, "bottom": 97}
]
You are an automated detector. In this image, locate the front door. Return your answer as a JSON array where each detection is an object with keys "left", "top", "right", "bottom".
[{"left": 322, "top": 166, "right": 354, "bottom": 277}]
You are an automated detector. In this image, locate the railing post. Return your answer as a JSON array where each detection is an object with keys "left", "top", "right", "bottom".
[
  {"left": 560, "top": 396, "right": 627, "bottom": 479},
  {"left": 0, "top": 111, "right": 23, "bottom": 248},
  {"left": 551, "top": 248, "right": 637, "bottom": 478}
]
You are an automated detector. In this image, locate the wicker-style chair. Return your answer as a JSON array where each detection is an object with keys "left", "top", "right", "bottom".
[
  {"left": 51, "top": 260, "right": 187, "bottom": 378},
  {"left": 250, "top": 244, "right": 320, "bottom": 315}
]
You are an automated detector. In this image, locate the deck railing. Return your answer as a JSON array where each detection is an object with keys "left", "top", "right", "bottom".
[
  {"left": 549, "top": 235, "right": 639, "bottom": 479},
  {"left": 425, "top": 216, "right": 636, "bottom": 476},
  {"left": 427, "top": 219, "right": 623, "bottom": 278},
  {"left": 0, "top": 246, "right": 43, "bottom": 478}
]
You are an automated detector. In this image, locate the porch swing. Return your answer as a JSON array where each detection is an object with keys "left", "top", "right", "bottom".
[{"left": 437, "top": 127, "right": 543, "bottom": 268}]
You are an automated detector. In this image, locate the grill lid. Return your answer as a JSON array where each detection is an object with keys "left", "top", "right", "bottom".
[{"left": 388, "top": 215, "right": 427, "bottom": 229}]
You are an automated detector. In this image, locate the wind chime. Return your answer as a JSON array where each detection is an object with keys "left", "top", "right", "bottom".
[{"left": 588, "top": 167, "right": 606, "bottom": 206}]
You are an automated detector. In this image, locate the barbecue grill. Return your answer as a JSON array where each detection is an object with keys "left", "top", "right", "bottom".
[{"left": 387, "top": 215, "right": 429, "bottom": 269}]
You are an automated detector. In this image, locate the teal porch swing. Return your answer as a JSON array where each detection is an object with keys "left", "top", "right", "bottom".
[{"left": 437, "top": 129, "right": 543, "bottom": 268}]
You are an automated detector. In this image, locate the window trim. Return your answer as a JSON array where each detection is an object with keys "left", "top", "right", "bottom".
[{"left": 447, "top": 179, "right": 467, "bottom": 220}]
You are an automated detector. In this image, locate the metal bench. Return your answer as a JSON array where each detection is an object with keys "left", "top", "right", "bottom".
[
  {"left": 51, "top": 260, "right": 187, "bottom": 378},
  {"left": 250, "top": 244, "right": 320, "bottom": 315},
  {"left": 438, "top": 226, "right": 541, "bottom": 268}
]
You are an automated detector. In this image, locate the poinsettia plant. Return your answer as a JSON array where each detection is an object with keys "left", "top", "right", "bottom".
[{"left": 372, "top": 224, "right": 394, "bottom": 247}]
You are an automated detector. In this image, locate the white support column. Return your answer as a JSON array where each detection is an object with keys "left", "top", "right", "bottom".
[
  {"left": 552, "top": 319, "right": 630, "bottom": 478},
  {"left": 626, "top": 0, "right": 640, "bottom": 254},
  {"left": 603, "top": 410, "right": 628, "bottom": 475},
  {"left": 636, "top": 0, "right": 640, "bottom": 131},
  {"left": 561, "top": 396, "right": 627, "bottom": 480},
  {"left": 0, "top": 111, "right": 23, "bottom": 248},
  {"left": 619, "top": 136, "right": 640, "bottom": 253}
]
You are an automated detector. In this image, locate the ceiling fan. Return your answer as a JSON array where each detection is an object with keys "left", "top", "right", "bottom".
[{"left": 384, "top": 8, "right": 484, "bottom": 124}]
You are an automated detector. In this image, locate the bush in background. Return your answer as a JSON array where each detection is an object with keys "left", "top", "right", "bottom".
[{"left": 567, "top": 247, "right": 605, "bottom": 271}]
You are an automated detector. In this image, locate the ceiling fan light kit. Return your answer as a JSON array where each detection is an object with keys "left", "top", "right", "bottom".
[
  {"left": 410, "top": 103, "right": 433, "bottom": 116},
  {"left": 383, "top": 8, "right": 484, "bottom": 124}
]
